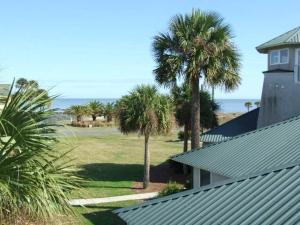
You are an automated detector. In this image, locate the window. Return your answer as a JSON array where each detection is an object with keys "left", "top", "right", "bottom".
[
  {"left": 200, "top": 169, "right": 210, "bottom": 186},
  {"left": 270, "top": 49, "right": 289, "bottom": 65}
]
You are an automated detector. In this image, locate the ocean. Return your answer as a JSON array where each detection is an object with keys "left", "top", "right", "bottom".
[{"left": 53, "top": 98, "right": 260, "bottom": 113}]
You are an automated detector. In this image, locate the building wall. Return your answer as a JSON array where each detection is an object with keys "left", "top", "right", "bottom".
[
  {"left": 211, "top": 172, "right": 228, "bottom": 184},
  {"left": 193, "top": 167, "right": 229, "bottom": 188},
  {"left": 268, "top": 47, "right": 295, "bottom": 71},
  {"left": 193, "top": 167, "right": 201, "bottom": 188},
  {"left": 257, "top": 72, "right": 300, "bottom": 128}
]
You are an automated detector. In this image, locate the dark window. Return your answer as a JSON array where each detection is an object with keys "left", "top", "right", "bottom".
[{"left": 200, "top": 169, "right": 210, "bottom": 186}]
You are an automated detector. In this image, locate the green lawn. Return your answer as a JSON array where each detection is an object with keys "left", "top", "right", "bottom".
[{"left": 56, "top": 129, "right": 182, "bottom": 224}]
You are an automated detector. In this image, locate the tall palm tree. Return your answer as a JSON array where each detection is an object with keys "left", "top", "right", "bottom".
[
  {"left": 116, "top": 85, "right": 173, "bottom": 188},
  {"left": 88, "top": 100, "right": 104, "bottom": 121},
  {"left": 245, "top": 101, "right": 253, "bottom": 112},
  {"left": 153, "top": 9, "right": 240, "bottom": 149},
  {"left": 104, "top": 102, "right": 115, "bottom": 122},
  {"left": 0, "top": 82, "right": 78, "bottom": 223},
  {"left": 65, "top": 105, "right": 89, "bottom": 122}
]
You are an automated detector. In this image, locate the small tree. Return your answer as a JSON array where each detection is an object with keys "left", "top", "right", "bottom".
[
  {"left": 245, "top": 101, "right": 253, "bottom": 112},
  {"left": 88, "top": 100, "right": 104, "bottom": 121},
  {"left": 15, "top": 78, "right": 29, "bottom": 89},
  {"left": 116, "top": 85, "right": 173, "bottom": 188},
  {"left": 255, "top": 101, "right": 260, "bottom": 108},
  {"left": 104, "top": 102, "right": 115, "bottom": 122},
  {"left": 65, "top": 105, "right": 89, "bottom": 122},
  {"left": 172, "top": 84, "right": 219, "bottom": 175}
]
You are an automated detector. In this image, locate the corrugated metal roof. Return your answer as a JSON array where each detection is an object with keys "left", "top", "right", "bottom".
[
  {"left": 201, "top": 108, "right": 259, "bottom": 143},
  {"left": 173, "top": 115, "right": 300, "bottom": 178},
  {"left": 114, "top": 163, "right": 300, "bottom": 225},
  {"left": 257, "top": 26, "right": 300, "bottom": 53}
]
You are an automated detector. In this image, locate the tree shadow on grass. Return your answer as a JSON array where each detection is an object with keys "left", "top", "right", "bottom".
[
  {"left": 81, "top": 206, "right": 126, "bottom": 225},
  {"left": 77, "top": 163, "right": 143, "bottom": 183},
  {"left": 77, "top": 162, "right": 185, "bottom": 186}
]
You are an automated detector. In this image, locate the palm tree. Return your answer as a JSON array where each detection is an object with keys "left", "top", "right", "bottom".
[
  {"left": 0, "top": 82, "right": 78, "bottom": 223},
  {"left": 65, "top": 105, "right": 89, "bottom": 122},
  {"left": 15, "top": 77, "right": 29, "bottom": 89},
  {"left": 245, "top": 101, "right": 253, "bottom": 112},
  {"left": 153, "top": 9, "right": 240, "bottom": 149},
  {"left": 255, "top": 101, "right": 260, "bottom": 108},
  {"left": 28, "top": 79, "right": 39, "bottom": 89},
  {"left": 104, "top": 102, "right": 115, "bottom": 122},
  {"left": 88, "top": 100, "right": 104, "bottom": 121},
  {"left": 172, "top": 84, "right": 219, "bottom": 154},
  {"left": 116, "top": 85, "right": 173, "bottom": 189}
]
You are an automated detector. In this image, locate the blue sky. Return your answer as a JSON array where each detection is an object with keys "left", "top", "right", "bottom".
[{"left": 0, "top": 0, "right": 299, "bottom": 98}]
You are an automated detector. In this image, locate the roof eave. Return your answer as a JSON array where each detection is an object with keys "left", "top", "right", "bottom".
[{"left": 256, "top": 43, "right": 300, "bottom": 53}]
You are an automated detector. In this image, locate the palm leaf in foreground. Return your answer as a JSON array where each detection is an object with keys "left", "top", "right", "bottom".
[{"left": 0, "top": 83, "right": 80, "bottom": 224}]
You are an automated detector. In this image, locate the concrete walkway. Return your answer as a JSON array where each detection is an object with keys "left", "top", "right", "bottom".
[{"left": 69, "top": 192, "right": 159, "bottom": 206}]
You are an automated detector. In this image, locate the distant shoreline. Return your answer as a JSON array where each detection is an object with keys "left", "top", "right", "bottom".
[{"left": 53, "top": 98, "right": 260, "bottom": 113}]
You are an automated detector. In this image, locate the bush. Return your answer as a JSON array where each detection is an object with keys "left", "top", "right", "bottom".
[
  {"left": 158, "top": 182, "right": 183, "bottom": 197},
  {"left": 70, "top": 120, "right": 114, "bottom": 127}
]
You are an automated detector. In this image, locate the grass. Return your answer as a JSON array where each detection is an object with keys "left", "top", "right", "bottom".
[
  {"left": 55, "top": 128, "right": 182, "bottom": 224},
  {"left": 74, "top": 201, "right": 138, "bottom": 225}
]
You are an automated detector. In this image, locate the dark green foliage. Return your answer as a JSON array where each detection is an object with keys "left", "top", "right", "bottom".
[
  {"left": 116, "top": 85, "right": 173, "bottom": 136},
  {"left": 158, "top": 182, "right": 183, "bottom": 197},
  {"left": 200, "top": 91, "right": 219, "bottom": 130},
  {"left": 88, "top": 100, "right": 104, "bottom": 121},
  {"left": 104, "top": 102, "right": 115, "bottom": 122},
  {"left": 172, "top": 84, "right": 219, "bottom": 131}
]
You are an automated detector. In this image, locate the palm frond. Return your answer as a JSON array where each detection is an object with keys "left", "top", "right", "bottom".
[{"left": 0, "top": 82, "right": 80, "bottom": 222}]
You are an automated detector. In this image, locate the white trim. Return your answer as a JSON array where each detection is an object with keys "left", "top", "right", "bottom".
[
  {"left": 270, "top": 48, "right": 289, "bottom": 65},
  {"left": 294, "top": 48, "right": 300, "bottom": 83}
]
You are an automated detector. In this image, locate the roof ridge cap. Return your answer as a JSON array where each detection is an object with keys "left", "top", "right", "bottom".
[
  {"left": 286, "top": 26, "right": 300, "bottom": 42},
  {"left": 256, "top": 26, "right": 300, "bottom": 50}
]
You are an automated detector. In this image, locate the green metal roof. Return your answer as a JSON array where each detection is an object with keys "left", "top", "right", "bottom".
[
  {"left": 114, "top": 163, "right": 300, "bottom": 225},
  {"left": 201, "top": 108, "right": 259, "bottom": 143},
  {"left": 0, "top": 84, "right": 10, "bottom": 97},
  {"left": 173, "top": 115, "right": 300, "bottom": 178},
  {"left": 257, "top": 26, "right": 300, "bottom": 53}
]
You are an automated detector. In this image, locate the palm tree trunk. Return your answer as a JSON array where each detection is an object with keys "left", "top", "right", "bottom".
[
  {"left": 183, "top": 123, "right": 189, "bottom": 175},
  {"left": 191, "top": 77, "right": 200, "bottom": 149},
  {"left": 143, "top": 134, "right": 150, "bottom": 189},
  {"left": 92, "top": 115, "right": 96, "bottom": 121}
]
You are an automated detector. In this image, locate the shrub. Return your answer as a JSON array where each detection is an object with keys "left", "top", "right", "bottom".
[
  {"left": 0, "top": 83, "right": 79, "bottom": 223},
  {"left": 158, "top": 182, "right": 183, "bottom": 197},
  {"left": 70, "top": 120, "right": 114, "bottom": 127}
]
